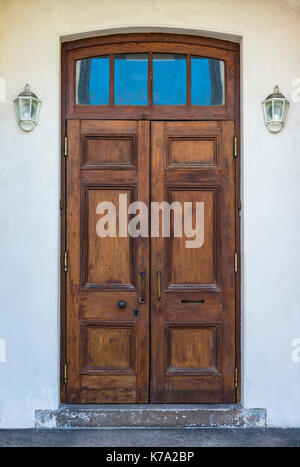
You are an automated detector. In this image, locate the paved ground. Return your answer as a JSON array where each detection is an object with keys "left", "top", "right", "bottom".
[{"left": 0, "top": 428, "right": 299, "bottom": 447}]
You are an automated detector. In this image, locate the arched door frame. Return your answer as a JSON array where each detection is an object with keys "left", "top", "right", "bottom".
[{"left": 60, "top": 33, "right": 241, "bottom": 403}]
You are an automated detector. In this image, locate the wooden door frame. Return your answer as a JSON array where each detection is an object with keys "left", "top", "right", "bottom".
[{"left": 60, "top": 33, "right": 241, "bottom": 403}]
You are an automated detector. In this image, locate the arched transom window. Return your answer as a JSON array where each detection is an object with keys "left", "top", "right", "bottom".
[
  {"left": 63, "top": 34, "right": 238, "bottom": 120},
  {"left": 75, "top": 53, "right": 225, "bottom": 106}
]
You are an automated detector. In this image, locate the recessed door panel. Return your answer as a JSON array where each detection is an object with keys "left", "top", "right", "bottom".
[
  {"left": 167, "top": 188, "right": 218, "bottom": 288},
  {"left": 81, "top": 322, "right": 136, "bottom": 373},
  {"left": 167, "top": 137, "right": 218, "bottom": 168},
  {"left": 83, "top": 187, "right": 134, "bottom": 287},
  {"left": 165, "top": 324, "right": 220, "bottom": 375},
  {"left": 82, "top": 136, "right": 136, "bottom": 168}
]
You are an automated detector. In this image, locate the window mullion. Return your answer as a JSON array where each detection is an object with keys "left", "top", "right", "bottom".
[
  {"left": 110, "top": 53, "right": 114, "bottom": 107},
  {"left": 187, "top": 54, "right": 191, "bottom": 109},
  {"left": 149, "top": 52, "right": 153, "bottom": 107}
]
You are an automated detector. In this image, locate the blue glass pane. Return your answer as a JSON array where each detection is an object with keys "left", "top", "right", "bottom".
[
  {"left": 191, "top": 57, "right": 225, "bottom": 105},
  {"left": 114, "top": 54, "right": 148, "bottom": 105},
  {"left": 153, "top": 54, "right": 186, "bottom": 105},
  {"left": 76, "top": 56, "right": 110, "bottom": 105}
]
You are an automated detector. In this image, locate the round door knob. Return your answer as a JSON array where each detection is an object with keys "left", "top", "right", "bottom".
[{"left": 118, "top": 300, "right": 127, "bottom": 309}]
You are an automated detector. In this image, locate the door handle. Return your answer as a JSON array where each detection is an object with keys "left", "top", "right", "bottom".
[
  {"left": 157, "top": 270, "right": 162, "bottom": 302},
  {"left": 138, "top": 271, "right": 146, "bottom": 304}
]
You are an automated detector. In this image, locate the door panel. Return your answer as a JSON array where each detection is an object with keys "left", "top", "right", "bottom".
[
  {"left": 150, "top": 121, "right": 236, "bottom": 403},
  {"left": 83, "top": 187, "right": 135, "bottom": 287},
  {"left": 66, "top": 120, "right": 150, "bottom": 403},
  {"left": 167, "top": 188, "right": 217, "bottom": 286}
]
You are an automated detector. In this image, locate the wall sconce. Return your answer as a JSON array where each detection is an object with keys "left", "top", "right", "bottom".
[
  {"left": 262, "top": 85, "right": 289, "bottom": 133},
  {"left": 14, "top": 84, "right": 41, "bottom": 132}
]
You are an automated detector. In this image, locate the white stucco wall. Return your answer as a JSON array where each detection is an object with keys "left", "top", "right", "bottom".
[{"left": 0, "top": 0, "right": 300, "bottom": 427}]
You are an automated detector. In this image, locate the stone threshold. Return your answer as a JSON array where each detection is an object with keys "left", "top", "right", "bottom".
[{"left": 35, "top": 404, "right": 266, "bottom": 429}]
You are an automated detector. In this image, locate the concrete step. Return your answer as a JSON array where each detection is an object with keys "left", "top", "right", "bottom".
[{"left": 36, "top": 404, "right": 266, "bottom": 428}]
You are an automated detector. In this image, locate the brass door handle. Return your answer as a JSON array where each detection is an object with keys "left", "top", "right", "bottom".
[
  {"left": 157, "top": 270, "right": 162, "bottom": 302},
  {"left": 138, "top": 271, "right": 146, "bottom": 303}
]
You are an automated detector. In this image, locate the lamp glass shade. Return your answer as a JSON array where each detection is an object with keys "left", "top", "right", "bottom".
[
  {"left": 264, "top": 100, "right": 273, "bottom": 123},
  {"left": 14, "top": 85, "right": 41, "bottom": 132},
  {"left": 20, "top": 98, "right": 31, "bottom": 120},
  {"left": 31, "top": 99, "right": 40, "bottom": 121},
  {"left": 262, "top": 87, "right": 289, "bottom": 133},
  {"left": 273, "top": 101, "right": 283, "bottom": 121},
  {"left": 282, "top": 100, "right": 289, "bottom": 122},
  {"left": 14, "top": 99, "right": 21, "bottom": 122}
]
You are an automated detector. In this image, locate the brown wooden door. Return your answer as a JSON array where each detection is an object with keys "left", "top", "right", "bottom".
[
  {"left": 150, "top": 121, "right": 236, "bottom": 403},
  {"left": 65, "top": 119, "right": 236, "bottom": 403},
  {"left": 65, "top": 120, "right": 150, "bottom": 403}
]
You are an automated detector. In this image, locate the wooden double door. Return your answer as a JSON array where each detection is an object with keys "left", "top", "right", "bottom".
[{"left": 65, "top": 119, "right": 236, "bottom": 403}]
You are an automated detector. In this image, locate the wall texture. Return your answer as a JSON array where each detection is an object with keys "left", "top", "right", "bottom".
[{"left": 0, "top": 0, "right": 300, "bottom": 427}]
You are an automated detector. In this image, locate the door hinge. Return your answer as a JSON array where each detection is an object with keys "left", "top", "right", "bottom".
[
  {"left": 234, "top": 368, "right": 239, "bottom": 389},
  {"left": 64, "top": 136, "right": 68, "bottom": 157},
  {"left": 60, "top": 197, "right": 63, "bottom": 210},
  {"left": 234, "top": 136, "right": 238, "bottom": 158},
  {"left": 63, "top": 363, "right": 67, "bottom": 384},
  {"left": 234, "top": 252, "right": 238, "bottom": 273},
  {"left": 238, "top": 200, "right": 242, "bottom": 217},
  {"left": 64, "top": 250, "right": 68, "bottom": 272}
]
